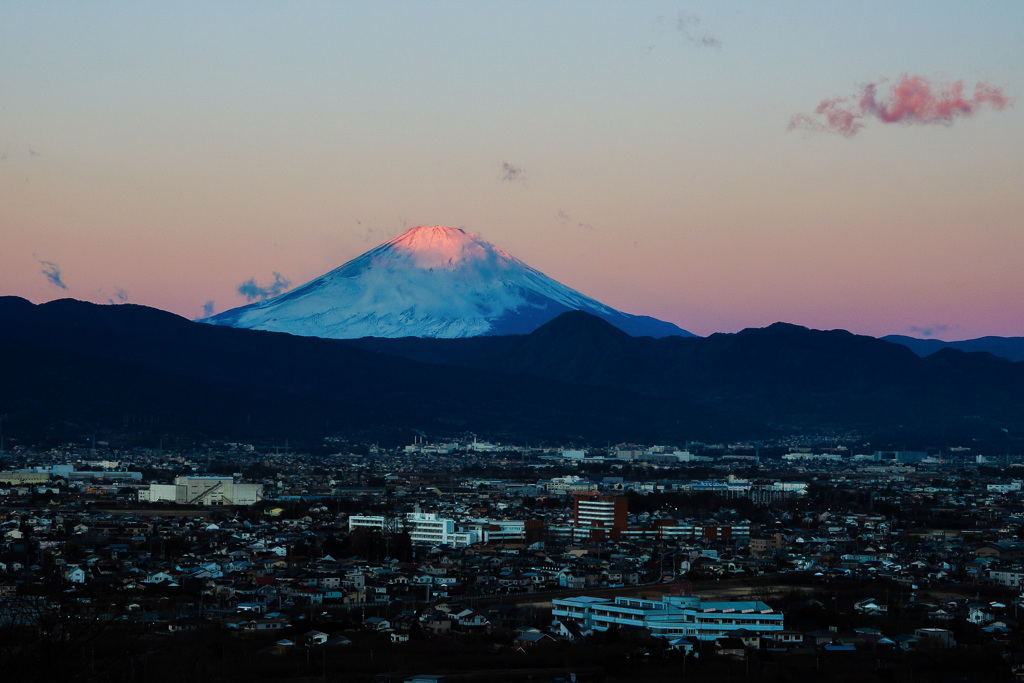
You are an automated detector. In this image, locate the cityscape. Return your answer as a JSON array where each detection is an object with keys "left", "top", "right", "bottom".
[{"left": 3, "top": 435, "right": 1024, "bottom": 681}]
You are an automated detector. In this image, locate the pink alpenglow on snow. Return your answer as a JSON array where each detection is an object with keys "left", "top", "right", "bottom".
[
  {"left": 201, "top": 225, "right": 692, "bottom": 339},
  {"left": 788, "top": 74, "right": 1013, "bottom": 137}
]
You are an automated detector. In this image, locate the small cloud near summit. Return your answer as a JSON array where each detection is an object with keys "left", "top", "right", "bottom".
[
  {"left": 108, "top": 287, "right": 129, "bottom": 304},
  {"left": 202, "top": 301, "right": 215, "bottom": 317},
  {"left": 37, "top": 257, "right": 67, "bottom": 290},
  {"left": 237, "top": 272, "right": 291, "bottom": 302}
]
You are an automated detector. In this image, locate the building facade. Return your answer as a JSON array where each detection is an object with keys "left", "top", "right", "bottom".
[{"left": 573, "top": 494, "right": 628, "bottom": 540}]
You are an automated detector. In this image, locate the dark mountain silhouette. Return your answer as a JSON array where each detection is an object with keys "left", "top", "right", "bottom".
[
  {"left": 0, "top": 297, "right": 726, "bottom": 446},
  {"left": 3, "top": 297, "right": 1022, "bottom": 446},
  {"left": 347, "top": 314, "right": 1024, "bottom": 440},
  {"left": 883, "top": 334, "right": 1024, "bottom": 363}
]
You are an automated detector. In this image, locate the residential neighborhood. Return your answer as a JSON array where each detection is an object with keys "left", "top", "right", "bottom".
[{"left": 2, "top": 436, "right": 1024, "bottom": 681}]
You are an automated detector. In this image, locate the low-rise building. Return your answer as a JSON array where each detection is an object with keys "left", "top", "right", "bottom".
[{"left": 552, "top": 594, "right": 784, "bottom": 641}]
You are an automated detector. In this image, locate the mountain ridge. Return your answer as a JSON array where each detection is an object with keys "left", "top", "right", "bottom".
[
  {"left": 4, "top": 297, "right": 1023, "bottom": 446},
  {"left": 883, "top": 334, "right": 1024, "bottom": 363},
  {"left": 0, "top": 297, "right": 722, "bottom": 445}
]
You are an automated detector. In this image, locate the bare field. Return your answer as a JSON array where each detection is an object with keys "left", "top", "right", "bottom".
[{"left": 504, "top": 573, "right": 1005, "bottom": 610}]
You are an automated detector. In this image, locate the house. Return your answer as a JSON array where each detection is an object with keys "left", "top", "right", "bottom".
[
  {"left": 513, "top": 630, "right": 555, "bottom": 651},
  {"left": 725, "top": 628, "right": 761, "bottom": 649},
  {"left": 804, "top": 630, "right": 836, "bottom": 646},
  {"left": 914, "top": 628, "right": 956, "bottom": 648},
  {"left": 667, "top": 637, "right": 695, "bottom": 653},
  {"left": 303, "top": 630, "right": 329, "bottom": 646},
  {"left": 854, "top": 597, "right": 887, "bottom": 614},
  {"left": 763, "top": 631, "right": 804, "bottom": 648},
  {"left": 236, "top": 602, "right": 266, "bottom": 614},
  {"left": 968, "top": 603, "right": 996, "bottom": 625},
  {"left": 893, "top": 634, "right": 919, "bottom": 651},
  {"left": 975, "top": 543, "right": 1024, "bottom": 562},
  {"left": 453, "top": 608, "right": 490, "bottom": 630},
  {"left": 251, "top": 616, "right": 290, "bottom": 631},
  {"left": 324, "top": 634, "right": 352, "bottom": 647},
  {"left": 551, "top": 619, "right": 590, "bottom": 641},
  {"left": 421, "top": 613, "right": 454, "bottom": 635},
  {"left": 363, "top": 616, "right": 391, "bottom": 631},
  {"left": 64, "top": 566, "right": 87, "bottom": 584}
]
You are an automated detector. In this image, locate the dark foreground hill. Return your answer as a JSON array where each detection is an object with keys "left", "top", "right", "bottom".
[
  {"left": 2, "top": 297, "right": 1022, "bottom": 447},
  {"left": 0, "top": 298, "right": 732, "bottom": 447}
]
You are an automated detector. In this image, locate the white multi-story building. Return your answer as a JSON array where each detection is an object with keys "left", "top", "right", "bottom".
[
  {"left": 552, "top": 594, "right": 784, "bottom": 641},
  {"left": 456, "top": 519, "right": 527, "bottom": 543},
  {"left": 347, "top": 512, "right": 481, "bottom": 547},
  {"left": 988, "top": 481, "right": 1023, "bottom": 494},
  {"left": 405, "top": 512, "right": 453, "bottom": 544},
  {"left": 545, "top": 476, "right": 597, "bottom": 495},
  {"left": 989, "top": 569, "right": 1024, "bottom": 588},
  {"left": 348, "top": 515, "right": 403, "bottom": 533}
]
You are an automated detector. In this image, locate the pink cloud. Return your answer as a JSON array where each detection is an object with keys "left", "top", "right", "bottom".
[{"left": 788, "top": 74, "right": 1012, "bottom": 137}]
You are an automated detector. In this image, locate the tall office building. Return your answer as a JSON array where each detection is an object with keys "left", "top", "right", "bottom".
[{"left": 573, "top": 494, "right": 628, "bottom": 540}]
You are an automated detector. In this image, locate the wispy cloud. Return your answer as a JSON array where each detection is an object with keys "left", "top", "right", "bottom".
[
  {"left": 789, "top": 74, "right": 1012, "bottom": 137},
  {"left": 676, "top": 12, "right": 721, "bottom": 48},
  {"left": 555, "top": 209, "right": 593, "bottom": 231},
  {"left": 557, "top": 208, "right": 598, "bottom": 232},
  {"left": 908, "top": 324, "right": 950, "bottom": 338},
  {"left": 237, "top": 272, "right": 291, "bottom": 302},
  {"left": 501, "top": 161, "right": 525, "bottom": 182},
  {"left": 108, "top": 287, "right": 128, "bottom": 304},
  {"left": 38, "top": 258, "right": 67, "bottom": 290},
  {"left": 202, "top": 301, "right": 215, "bottom": 317},
  {"left": 360, "top": 221, "right": 385, "bottom": 243}
]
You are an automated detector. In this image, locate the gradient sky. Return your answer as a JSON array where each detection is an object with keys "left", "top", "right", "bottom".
[{"left": 3, "top": 1, "right": 1022, "bottom": 339}]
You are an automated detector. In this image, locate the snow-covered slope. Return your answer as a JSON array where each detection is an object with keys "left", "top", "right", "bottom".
[{"left": 201, "top": 225, "right": 692, "bottom": 339}]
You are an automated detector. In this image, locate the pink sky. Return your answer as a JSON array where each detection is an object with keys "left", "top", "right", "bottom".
[{"left": 2, "top": 3, "right": 1022, "bottom": 339}]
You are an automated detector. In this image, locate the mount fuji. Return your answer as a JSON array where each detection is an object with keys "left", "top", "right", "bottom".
[{"left": 201, "top": 225, "right": 692, "bottom": 339}]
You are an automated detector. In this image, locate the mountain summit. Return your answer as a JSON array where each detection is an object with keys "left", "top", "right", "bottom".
[{"left": 202, "top": 225, "right": 692, "bottom": 339}]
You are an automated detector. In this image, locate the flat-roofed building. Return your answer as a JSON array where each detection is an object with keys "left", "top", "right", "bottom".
[
  {"left": 552, "top": 594, "right": 784, "bottom": 641},
  {"left": 164, "top": 476, "right": 264, "bottom": 506}
]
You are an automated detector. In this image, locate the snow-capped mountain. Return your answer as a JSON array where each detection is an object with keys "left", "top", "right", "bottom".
[{"left": 201, "top": 225, "right": 692, "bottom": 339}]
